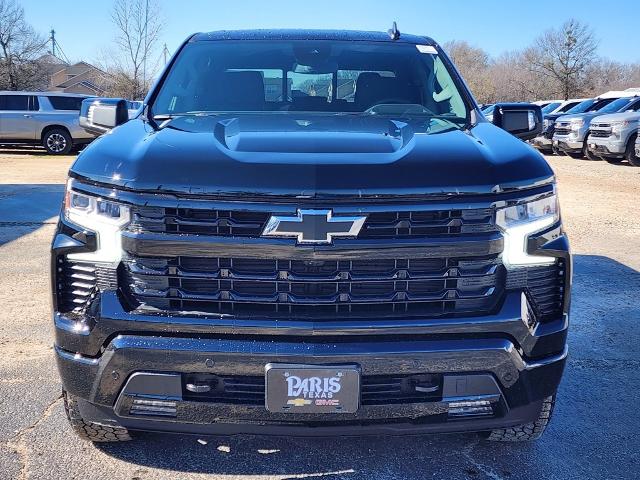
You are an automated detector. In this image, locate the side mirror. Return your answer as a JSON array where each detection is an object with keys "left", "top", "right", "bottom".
[
  {"left": 490, "top": 103, "right": 543, "bottom": 141},
  {"left": 79, "top": 98, "right": 130, "bottom": 135}
]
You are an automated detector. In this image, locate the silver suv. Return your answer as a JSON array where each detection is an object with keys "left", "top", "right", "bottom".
[
  {"left": 588, "top": 111, "right": 640, "bottom": 166},
  {"left": 0, "top": 91, "right": 97, "bottom": 154}
]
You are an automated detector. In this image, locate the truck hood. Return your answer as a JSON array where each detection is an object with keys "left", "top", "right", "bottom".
[
  {"left": 71, "top": 114, "right": 553, "bottom": 198},
  {"left": 590, "top": 111, "right": 640, "bottom": 123},
  {"left": 544, "top": 112, "right": 568, "bottom": 122},
  {"left": 556, "top": 112, "right": 604, "bottom": 124}
]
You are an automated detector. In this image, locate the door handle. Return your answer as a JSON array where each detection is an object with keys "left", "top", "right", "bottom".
[{"left": 23, "top": 114, "right": 32, "bottom": 118}]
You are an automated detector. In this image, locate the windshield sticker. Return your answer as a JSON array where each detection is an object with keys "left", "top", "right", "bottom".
[{"left": 416, "top": 45, "right": 437, "bottom": 54}]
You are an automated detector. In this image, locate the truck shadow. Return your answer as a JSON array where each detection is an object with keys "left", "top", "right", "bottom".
[
  {"left": 94, "top": 255, "right": 640, "bottom": 478},
  {"left": 0, "top": 146, "right": 50, "bottom": 156},
  {"left": 0, "top": 184, "right": 64, "bottom": 246}
]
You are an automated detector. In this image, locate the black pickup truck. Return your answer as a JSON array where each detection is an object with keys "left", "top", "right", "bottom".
[{"left": 52, "top": 29, "right": 570, "bottom": 443}]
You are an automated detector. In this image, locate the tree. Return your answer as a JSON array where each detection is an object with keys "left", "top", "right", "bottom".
[
  {"left": 526, "top": 19, "right": 598, "bottom": 99},
  {"left": 444, "top": 40, "right": 496, "bottom": 104},
  {"left": 0, "top": 0, "right": 48, "bottom": 90},
  {"left": 109, "top": 0, "right": 163, "bottom": 99}
]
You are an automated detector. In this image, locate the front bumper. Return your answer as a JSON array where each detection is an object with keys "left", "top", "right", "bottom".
[
  {"left": 552, "top": 134, "right": 583, "bottom": 153},
  {"left": 56, "top": 326, "right": 568, "bottom": 436},
  {"left": 587, "top": 137, "right": 626, "bottom": 157}
]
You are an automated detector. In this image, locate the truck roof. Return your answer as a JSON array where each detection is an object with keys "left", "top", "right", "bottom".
[
  {"left": 598, "top": 90, "right": 640, "bottom": 99},
  {"left": 0, "top": 91, "right": 92, "bottom": 98},
  {"left": 191, "top": 29, "right": 436, "bottom": 46}
]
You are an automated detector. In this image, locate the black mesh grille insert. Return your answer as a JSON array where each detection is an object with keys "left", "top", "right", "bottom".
[
  {"left": 128, "top": 206, "right": 497, "bottom": 240},
  {"left": 121, "top": 254, "right": 505, "bottom": 319},
  {"left": 182, "top": 374, "right": 442, "bottom": 405}
]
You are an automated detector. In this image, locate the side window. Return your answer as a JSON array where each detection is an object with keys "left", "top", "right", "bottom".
[
  {"left": 48, "top": 96, "right": 84, "bottom": 110},
  {"left": 29, "top": 96, "right": 40, "bottom": 111},
  {"left": 3, "top": 95, "right": 29, "bottom": 111}
]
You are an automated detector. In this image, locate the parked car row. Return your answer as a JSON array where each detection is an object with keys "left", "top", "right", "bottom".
[
  {"left": 529, "top": 88, "right": 640, "bottom": 166},
  {"left": 0, "top": 91, "right": 144, "bottom": 155}
]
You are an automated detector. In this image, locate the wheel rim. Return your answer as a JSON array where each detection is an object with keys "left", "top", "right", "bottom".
[{"left": 46, "top": 133, "right": 67, "bottom": 153}]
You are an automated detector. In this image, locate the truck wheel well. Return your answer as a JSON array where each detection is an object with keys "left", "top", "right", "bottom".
[{"left": 41, "top": 125, "right": 71, "bottom": 141}]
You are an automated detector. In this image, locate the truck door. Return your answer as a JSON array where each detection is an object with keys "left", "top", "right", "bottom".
[{"left": 0, "top": 95, "right": 39, "bottom": 140}]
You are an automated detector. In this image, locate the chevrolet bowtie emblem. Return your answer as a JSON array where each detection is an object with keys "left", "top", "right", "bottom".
[
  {"left": 287, "top": 398, "right": 312, "bottom": 407},
  {"left": 262, "top": 209, "right": 367, "bottom": 244}
]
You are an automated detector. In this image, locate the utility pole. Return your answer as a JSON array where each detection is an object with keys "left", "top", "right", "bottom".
[
  {"left": 50, "top": 29, "right": 56, "bottom": 57},
  {"left": 163, "top": 43, "right": 169, "bottom": 64}
]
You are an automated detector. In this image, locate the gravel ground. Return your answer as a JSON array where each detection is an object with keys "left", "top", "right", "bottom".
[{"left": 0, "top": 149, "right": 638, "bottom": 480}]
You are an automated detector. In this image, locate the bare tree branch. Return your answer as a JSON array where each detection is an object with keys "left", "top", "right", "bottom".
[
  {"left": 526, "top": 19, "right": 599, "bottom": 99},
  {"left": 0, "top": 0, "right": 48, "bottom": 90},
  {"left": 106, "top": 0, "right": 164, "bottom": 99}
]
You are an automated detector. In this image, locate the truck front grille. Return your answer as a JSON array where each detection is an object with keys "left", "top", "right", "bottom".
[
  {"left": 121, "top": 254, "right": 505, "bottom": 319},
  {"left": 554, "top": 127, "right": 571, "bottom": 136},
  {"left": 589, "top": 129, "right": 611, "bottom": 138},
  {"left": 128, "top": 206, "right": 497, "bottom": 239}
]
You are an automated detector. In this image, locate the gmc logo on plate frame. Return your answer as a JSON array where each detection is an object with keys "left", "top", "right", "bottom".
[{"left": 262, "top": 209, "right": 367, "bottom": 244}]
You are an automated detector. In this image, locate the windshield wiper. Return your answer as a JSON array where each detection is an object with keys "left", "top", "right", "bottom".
[
  {"left": 153, "top": 111, "right": 221, "bottom": 121},
  {"left": 428, "top": 115, "right": 468, "bottom": 123}
]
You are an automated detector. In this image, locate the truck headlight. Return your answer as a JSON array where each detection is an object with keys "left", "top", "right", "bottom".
[
  {"left": 64, "top": 180, "right": 130, "bottom": 264},
  {"left": 570, "top": 119, "right": 584, "bottom": 130},
  {"left": 496, "top": 194, "right": 559, "bottom": 267},
  {"left": 611, "top": 121, "right": 629, "bottom": 133}
]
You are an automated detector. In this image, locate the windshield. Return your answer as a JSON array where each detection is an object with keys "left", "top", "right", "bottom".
[
  {"left": 565, "top": 99, "right": 594, "bottom": 114},
  {"left": 597, "top": 97, "right": 632, "bottom": 114},
  {"left": 541, "top": 102, "right": 561, "bottom": 114},
  {"left": 557, "top": 101, "right": 578, "bottom": 113},
  {"left": 152, "top": 40, "right": 469, "bottom": 126}
]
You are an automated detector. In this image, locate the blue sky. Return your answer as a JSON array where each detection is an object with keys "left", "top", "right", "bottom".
[{"left": 21, "top": 0, "right": 639, "bottom": 64}]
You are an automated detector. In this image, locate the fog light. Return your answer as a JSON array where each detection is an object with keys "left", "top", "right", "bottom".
[
  {"left": 448, "top": 400, "right": 493, "bottom": 418},
  {"left": 130, "top": 398, "right": 177, "bottom": 417}
]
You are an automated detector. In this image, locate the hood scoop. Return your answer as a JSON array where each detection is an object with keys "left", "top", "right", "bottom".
[{"left": 214, "top": 116, "right": 413, "bottom": 154}]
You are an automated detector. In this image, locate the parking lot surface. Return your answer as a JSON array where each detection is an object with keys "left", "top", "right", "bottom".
[{"left": 0, "top": 149, "right": 639, "bottom": 480}]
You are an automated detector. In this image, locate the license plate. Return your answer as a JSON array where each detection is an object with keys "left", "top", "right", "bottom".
[{"left": 265, "top": 364, "right": 360, "bottom": 414}]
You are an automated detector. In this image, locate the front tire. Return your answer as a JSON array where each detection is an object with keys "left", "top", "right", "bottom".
[
  {"left": 63, "top": 390, "right": 132, "bottom": 442},
  {"left": 486, "top": 395, "right": 556, "bottom": 442},
  {"left": 626, "top": 134, "right": 640, "bottom": 167},
  {"left": 42, "top": 128, "right": 73, "bottom": 155},
  {"left": 583, "top": 141, "right": 599, "bottom": 161}
]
